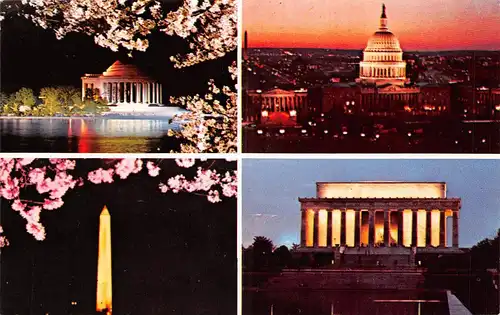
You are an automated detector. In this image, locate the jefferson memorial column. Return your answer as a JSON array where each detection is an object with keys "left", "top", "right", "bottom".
[{"left": 156, "top": 83, "right": 160, "bottom": 104}]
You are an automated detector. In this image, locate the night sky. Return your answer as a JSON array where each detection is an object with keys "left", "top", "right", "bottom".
[
  {"left": 242, "top": 159, "right": 500, "bottom": 248},
  {"left": 0, "top": 159, "right": 236, "bottom": 315},
  {"left": 0, "top": 0, "right": 235, "bottom": 97}
]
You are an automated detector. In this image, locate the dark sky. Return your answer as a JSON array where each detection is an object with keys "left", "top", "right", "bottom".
[
  {"left": 0, "top": 1, "right": 235, "bottom": 97},
  {"left": 242, "top": 159, "right": 500, "bottom": 248},
  {"left": 0, "top": 159, "right": 236, "bottom": 315}
]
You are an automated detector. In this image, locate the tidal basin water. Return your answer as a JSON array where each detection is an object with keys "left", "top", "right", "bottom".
[{"left": 0, "top": 117, "right": 183, "bottom": 152}]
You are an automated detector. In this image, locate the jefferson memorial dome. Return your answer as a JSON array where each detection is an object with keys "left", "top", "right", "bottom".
[{"left": 358, "top": 4, "right": 408, "bottom": 86}]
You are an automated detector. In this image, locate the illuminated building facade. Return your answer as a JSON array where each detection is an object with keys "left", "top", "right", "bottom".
[
  {"left": 298, "top": 182, "right": 461, "bottom": 266},
  {"left": 245, "top": 88, "right": 308, "bottom": 123},
  {"left": 452, "top": 85, "right": 500, "bottom": 117},
  {"left": 81, "top": 60, "right": 163, "bottom": 105}
]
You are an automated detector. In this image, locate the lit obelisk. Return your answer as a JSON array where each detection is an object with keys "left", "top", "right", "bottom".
[{"left": 96, "top": 206, "right": 112, "bottom": 314}]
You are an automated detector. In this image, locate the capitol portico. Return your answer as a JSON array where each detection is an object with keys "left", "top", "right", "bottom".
[{"left": 81, "top": 60, "right": 163, "bottom": 105}]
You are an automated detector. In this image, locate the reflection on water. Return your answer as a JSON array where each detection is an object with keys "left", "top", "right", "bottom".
[
  {"left": 244, "top": 290, "right": 450, "bottom": 315},
  {"left": 0, "top": 117, "right": 182, "bottom": 152}
]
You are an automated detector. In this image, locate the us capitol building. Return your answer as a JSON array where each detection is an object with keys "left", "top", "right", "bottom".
[{"left": 245, "top": 4, "right": 453, "bottom": 122}]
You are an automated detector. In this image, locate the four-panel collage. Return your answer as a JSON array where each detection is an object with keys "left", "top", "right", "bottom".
[{"left": 0, "top": 0, "right": 499, "bottom": 314}]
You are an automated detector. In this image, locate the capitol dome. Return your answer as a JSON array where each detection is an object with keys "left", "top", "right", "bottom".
[{"left": 358, "top": 4, "right": 407, "bottom": 86}]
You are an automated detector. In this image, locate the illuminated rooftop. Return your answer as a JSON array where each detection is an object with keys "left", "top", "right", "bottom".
[{"left": 316, "top": 182, "right": 446, "bottom": 199}]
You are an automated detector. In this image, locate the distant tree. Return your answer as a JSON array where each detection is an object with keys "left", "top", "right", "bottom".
[
  {"left": 273, "top": 245, "right": 292, "bottom": 269},
  {"left": 0, "top": 91, "right": 8, "bottom": 108},
  {"left": 2, "top": 88, "right": 37, "bottom": 115},
  {"left": 253, "top": 236, "right": 274, "bottom": 255},
  {"left": 470, "top": 228, "right": 499, "bottom": 270},
  {"left": 290, "top": 243, "right": 300, "bottom": 252},
  {"left": 248, "top": 236, "right": 274, "bottom": 271},
  {"left": 242, "top": 246, "right": 254, "bottom": 271},
  {"left": 39, "top": 87, "right": 63, "bottom": 116}
]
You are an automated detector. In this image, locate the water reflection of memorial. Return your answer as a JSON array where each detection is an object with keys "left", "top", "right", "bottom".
[{"left": 244, "top": 290, "right": 454, "bottom": 315}]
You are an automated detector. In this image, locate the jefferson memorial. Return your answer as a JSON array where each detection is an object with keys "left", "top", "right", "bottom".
[{"left": 81, "top": 60, "right": 163, "bottom": 105}]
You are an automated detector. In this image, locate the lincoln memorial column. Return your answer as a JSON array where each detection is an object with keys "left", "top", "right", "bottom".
[
  {"left": 354, "top": 209, "right": 360, "bottom": 247},
  {"left": 313, "top": 209, "right": 319, "bottom": 248},
  {"left": 300, "top": 208, "right": 307, "bottom": 247},
  {"left": 368, "top": 210, "right": 375, "bottom": 246},
  {"left": 439, "top": 210, "right": 446, "bottom": 247},
  {"left": 426, "top": 210, "right": 432, "bottom": 247},
  {"left": 411, "top": 210, "right": 418, "bottom": 247},
  {"left": 327, "top": 210, "right": 333, "bottom": 247},
  {"left": 384, "top": 209, "right": 390, "bottom": 246},
  {"left": 160, "top": 84, "right": 163, "bottom": 104},
  {"left": 452, "top": 211, "right": 459, "bottom": 248},
  {"left": 398, "top": 210, "right": 403, "bottom": 246},
  {"left": 82, "top": 82, "right": 86, "bottom": 101},
  {"left": 340, "top": 210, "right": 346, "bottom": 246}
]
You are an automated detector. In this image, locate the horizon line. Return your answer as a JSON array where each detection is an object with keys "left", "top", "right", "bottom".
[{"left": 246, "top": 47, "right": 500, "bottom": 52}]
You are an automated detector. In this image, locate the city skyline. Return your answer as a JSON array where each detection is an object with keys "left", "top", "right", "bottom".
[
  {"left": 244, "top": 0, "right": 500, "bottom": 50},
  {"left": 242, "top": 159, "right": 500, "bottom": 248}
]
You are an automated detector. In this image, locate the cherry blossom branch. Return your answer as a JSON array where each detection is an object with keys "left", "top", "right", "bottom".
[{"left": 0, "top": 158, "right": 236, "bottom": 247}]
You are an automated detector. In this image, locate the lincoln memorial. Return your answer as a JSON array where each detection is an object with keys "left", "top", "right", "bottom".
[{"left": 298, "top": 182, "right": 461, "bottom": 266}]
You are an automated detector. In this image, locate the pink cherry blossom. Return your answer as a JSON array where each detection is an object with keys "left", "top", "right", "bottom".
[
  {"left": 175, "top": 158, "right": 196, "bottom": 168},
  {"left": 18, "top": 158, "right": 36, "bottom": 166},
  {"left": 1, "top": 178, "right": 20, "bottom": 200},
  {"left": 0, "top": 158, "right": 237, "bottom": 244},
  {"left": 29, "top": 168, "right": 46, "bottom": 184},
  {"left": 11, "top": 199, "right": 26, "bottom": 212},
  {"left": 146, "top": 161, "right": 160, "bottom": 177},
  {"left": 26, "top": 222, "right": 45, "bottom": 241},
  {"left": 43, "top": 198, "right": 64, "bottom": 210},
  {"left": 88, "top": 168, "right": 115, "bottom": 184},
  {"left": 0, "top": 236, "right": 9, "bottom": 248},
  {"left": 115, "top": 159, "right": 143, "bottom": 179},
  {"left": 207, "top": 190, "right": 221, "bottom": 203},
  {"left": 159, "top": 183, "right": 169, "bottom": 193}
]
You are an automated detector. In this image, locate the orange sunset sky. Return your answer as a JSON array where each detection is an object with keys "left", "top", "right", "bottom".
[{"left": 244, "top": 0, "right": 500, "bottom": 50}]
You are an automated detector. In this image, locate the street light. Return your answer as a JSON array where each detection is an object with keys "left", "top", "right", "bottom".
[
  {"left": 289, "top": 110, "right": 297, "bottom": 117},
  {"left": 261, "top": 110, "right": 268, "bottom": 117}
]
